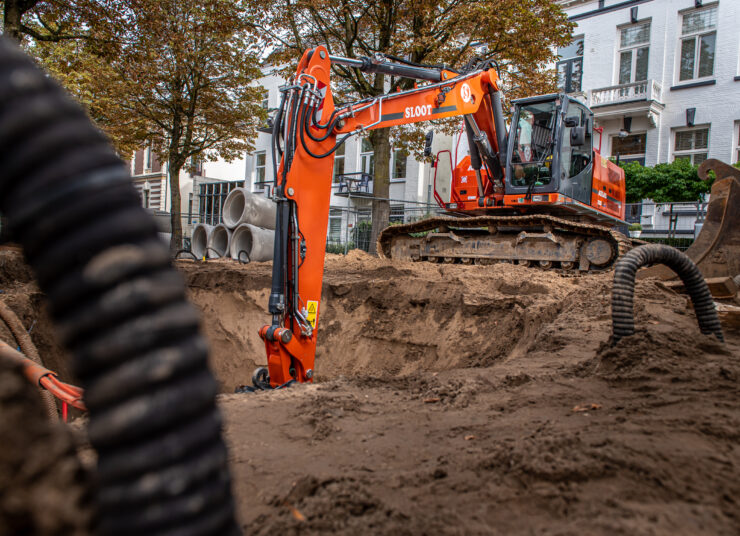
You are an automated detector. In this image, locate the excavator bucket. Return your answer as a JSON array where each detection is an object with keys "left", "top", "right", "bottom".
[{"left": 639, "top": 159, "right": 740, "bottom": 280}]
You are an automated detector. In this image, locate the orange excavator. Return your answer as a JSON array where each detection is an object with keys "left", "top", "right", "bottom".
[{"left": 252, "top": 46, "right": 630, "bottom": 389}]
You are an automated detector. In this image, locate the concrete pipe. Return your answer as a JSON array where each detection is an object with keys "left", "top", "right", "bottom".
[
  {"left": 229, "top": 223, "right": 275, "bottom": 262},
  {"left": 191, "top": 223, "right": 214, "bottom": 259},
  {"left": 207, "top": 224, "right": 231, "bottom": 258},
  {"left": 222, "top": 187, "right": 276, "bottom": 229}
]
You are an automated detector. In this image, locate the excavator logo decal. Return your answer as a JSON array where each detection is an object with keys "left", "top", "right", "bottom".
[{"left": 460, "top": 83, "right": 472, "bottom": 103}]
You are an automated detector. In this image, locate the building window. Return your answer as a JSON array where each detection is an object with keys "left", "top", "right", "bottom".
[
  {"left": 254, "top": 151, "right": 266, "bottom": 190},
  {"left": 389, "top": 204, "right": 404, "bottom": 224},
  {"left": 392, "top": 149, "right": 407, "bottom": 180},
  {"left": 333, "top": 143, "right": 345, "bottom": 183},
  {"left": 678, "top": 5, "right": 717, "bottom": 82},
  {"left": 612, "top": 133, "right": 646, "bottom": 164},
  {"left": 618, "top": 22, "right": 650, "bottom": 85},
  {"left": 673, "top": 127, "right": 709, "bottom": 165},
  {"left": 190, "top": 156, "right": 202, "bottom": 176},
  {"left": 198, "top": 181, "right": 244, "bottom": 226},
  {"left": 144, "top": 145, "right": 152, "bottom": 171},
  {"left": 187, "top": 193, "right": 193, "bottom": 224},
  {"left": 261, "top": 90, "right": 269, "bottom": 109},
  {"left": 735, "top": 123, "right": 740, "bottom": 164},
  {"left": 557, "top": 37, "right": 583, "bottom": 94},
  {"left": 143, "top": 189, "right": 150, "bottom": 209},
  {"left": 328, "top": 208, "right": 342, "bottom": 243},
  {"left": 360, "top": 138, "right": 374, "bottom": 177}
]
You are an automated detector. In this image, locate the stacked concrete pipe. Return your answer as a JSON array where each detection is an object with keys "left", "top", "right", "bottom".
[
  {"left": 191, "top": 223, "right": 214, "bottom": 259},
  {"left": 207, "top": 224, "right": 232, "bottom": 258},
  {"left": 222, "top": 187, "right": 276, "bottom": 229},
  {"left": 229, "top": 223, "right": 275, "bottom": 262},
  {"left": 221, "top": 188, "right": 276, "bottom": 262}
]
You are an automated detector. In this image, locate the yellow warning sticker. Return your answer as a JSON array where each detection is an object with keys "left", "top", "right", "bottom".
[{"left": 306, "top": 300, "right": 318, "bottom": 329}]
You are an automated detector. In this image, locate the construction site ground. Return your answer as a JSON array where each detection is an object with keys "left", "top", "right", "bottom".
[{"left": 1, "top": 248, "right": 739, "bottom": 535}]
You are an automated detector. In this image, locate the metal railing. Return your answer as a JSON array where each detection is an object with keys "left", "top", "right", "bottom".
[
  {"left": 325, "top": 197, "right": 446, "bottom": 254},
  {"left": 625, "top": 200, "right": 707, "bottom": 250},
  {"left": 590, "top": 79, "right": 663, "bottom": 106},
  {"left": 334, "top": 172, "right": 373, "bottom": 195}
]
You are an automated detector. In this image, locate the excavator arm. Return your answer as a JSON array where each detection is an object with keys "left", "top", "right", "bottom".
[{"left": 256, "top": 46, "right": 508, "bottom": 388}]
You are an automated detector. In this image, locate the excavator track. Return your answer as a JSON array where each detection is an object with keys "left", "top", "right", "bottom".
[{"left": 378, "top": 214, "right": 631, "bottom": 273}]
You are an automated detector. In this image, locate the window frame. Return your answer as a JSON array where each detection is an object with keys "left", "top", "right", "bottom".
[
  {"left": 144, "top": 145, "right": 152, "bottom": 172},
  {"left": 616, "top": 20, "right": 651, "bottom": 86},
  {"left": 333, "top": 143, "right": 346, "bottom": 183},
  {"left": 328, "top": 208, "right": 343, "bottom": 243},
  {"left": 389, "top": 204, "right": 405, "bottom": 224},
  {"left": 556, "top": 36, "right": 584, "bottom": 94},
  {"left": 360, "top": 138, "right": 374, "bottom": 177},
  {"left": 672, "top": 126, "right": 710, "bottom": 165},
  {"left": 734, "top": 122, "right": 740, "bottom": 164},
  {"left": 391, "top": 148, "right": 407, "bottom": 181},
  {"left": 676, "top": 4, "right": 718, "bottom": 84},
  {"left": 253, "top": 150, "right": 267, "bottom": 192},
  {"left": 611, "top": 132, "right": 647, "bottom": 164}
]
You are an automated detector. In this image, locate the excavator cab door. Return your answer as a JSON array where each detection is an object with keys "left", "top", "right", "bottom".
[
  {"left": 558, "top": 99, "right": 594, "bottom": 205},
  {"left": 505, "top": 95, "right": 562, "bottom": 195}
]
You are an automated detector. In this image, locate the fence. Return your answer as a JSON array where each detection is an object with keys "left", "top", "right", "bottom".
[
  {"left": 161, "top": 197, "right": 709, "bottom": 255},
  {"left": 325, "top": 198, "right": 446, "bottom": 254},
  {"left": 625, "top": 200, "right": 707, "bottom": 250}
]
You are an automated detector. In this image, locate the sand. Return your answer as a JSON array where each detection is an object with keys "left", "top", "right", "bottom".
[{"left": 0, "top": 248, "right": 738, "bottom": 534}]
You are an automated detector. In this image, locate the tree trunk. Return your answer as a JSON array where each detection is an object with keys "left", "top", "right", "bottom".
[
  {"left": 368, "top": 127, "right": 392, "bottom": 255},
  {"left": 168, "top": 158, "right": 183, "bottom": 253},
  {"left": 3, "top": 1, "right": 25, "bottom": 41}
]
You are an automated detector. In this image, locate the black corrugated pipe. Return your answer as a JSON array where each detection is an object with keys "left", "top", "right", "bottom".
[
  {"left": 611, "top": 244, "right": 724, "bottom": 344},
  {"left": 0, "top": 38, "right": 239, "bottom": 535}
]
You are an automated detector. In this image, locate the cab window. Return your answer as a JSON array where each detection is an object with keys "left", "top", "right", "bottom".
[
  {"left": 510, "top": 101, "right": 558, "bottom": 187},
  {"left": 561, "top": 103, "right": 592, "bottom": 179}
]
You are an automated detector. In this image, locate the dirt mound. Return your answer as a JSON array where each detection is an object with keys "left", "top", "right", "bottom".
[{"left": 177, "top": 258, "right": 610, "bottom": 390}]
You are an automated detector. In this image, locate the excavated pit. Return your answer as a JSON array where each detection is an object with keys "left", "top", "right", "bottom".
[
  {"left": 179, "top": 250, "right": 598, "bottom": 391},
  {"left": 0, "top": 248, "right": 738, "bottom": 535}
]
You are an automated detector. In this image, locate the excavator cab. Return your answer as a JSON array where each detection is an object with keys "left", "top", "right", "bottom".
[{"left": 505, "top": 94, "right": 594, "bottom": 205}]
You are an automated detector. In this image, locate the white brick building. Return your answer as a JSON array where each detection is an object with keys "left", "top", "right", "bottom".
[{"left": 558, "top": 0, "right": 740, "bottom": 167}]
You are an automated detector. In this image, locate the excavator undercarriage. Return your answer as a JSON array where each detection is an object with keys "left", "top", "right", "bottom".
[{"left": 379, "top": 214, "right": 631, "bottom": 272}]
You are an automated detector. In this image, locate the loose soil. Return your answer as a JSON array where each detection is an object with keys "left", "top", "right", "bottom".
[{"left": 0, "top": 248, "right": 738, "bottom": 534}]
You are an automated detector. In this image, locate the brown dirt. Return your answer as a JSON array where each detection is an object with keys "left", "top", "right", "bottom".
[
  {"left": 0, "top": 354, "right": 91, "bottom": 536},
  {"left": 0, "top": 248, "right": 739, "bottom": 534},
  {"left": 176, "top": 252, "right": 740, "bottom": 535}
]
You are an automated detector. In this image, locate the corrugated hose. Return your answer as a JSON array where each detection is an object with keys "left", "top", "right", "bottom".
[{"left": 0, "top": 37, "right": 239, "bottom": 535}]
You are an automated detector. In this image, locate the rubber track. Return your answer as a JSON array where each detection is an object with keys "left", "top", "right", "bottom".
[{"left": 378, "top": 214, "right": 631, "bottom": 272}]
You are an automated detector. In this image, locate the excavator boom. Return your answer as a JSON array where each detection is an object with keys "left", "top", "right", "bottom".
[
  {"left": 257, "top": 47, "right": 509, "bottom": 388},
  {"left": 256, "top": 46, "right": 628, "bottom": 389}
]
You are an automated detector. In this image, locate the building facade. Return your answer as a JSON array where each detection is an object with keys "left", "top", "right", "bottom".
[{"left": 558, "top": 0, "right": 740, "bottom": 167}]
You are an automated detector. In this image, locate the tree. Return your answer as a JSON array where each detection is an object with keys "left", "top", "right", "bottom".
[
  {"left": 254, "top": 0, "right": 573, "bottom": 253},
  {"left": 1, "top": 0, "right": 102, "bottom": 42},
  {"left": 52, "top": 0, "right": 267, "bottom": 252},
  {"left": 621, "top": 159, "right": 713, "bottom": 203}
]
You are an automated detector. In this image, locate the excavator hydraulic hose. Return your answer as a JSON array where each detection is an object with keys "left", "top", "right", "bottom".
[
  {"left": 0, "top": 38, "right": 239, "bottom": 535},
  {"left": 611, "top": 244, "right": 724, "bottom": 344}
]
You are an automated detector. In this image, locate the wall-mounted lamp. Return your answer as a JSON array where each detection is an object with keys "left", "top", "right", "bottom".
[
  {"left": 619, "top": 116, "right": 632, "bottom": 137},
  {"left": 630, "top": 6, "right": 638, "bottom": 23},
  {"left": 686, "top": 108, "right": 696, "bottom": 127}
]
